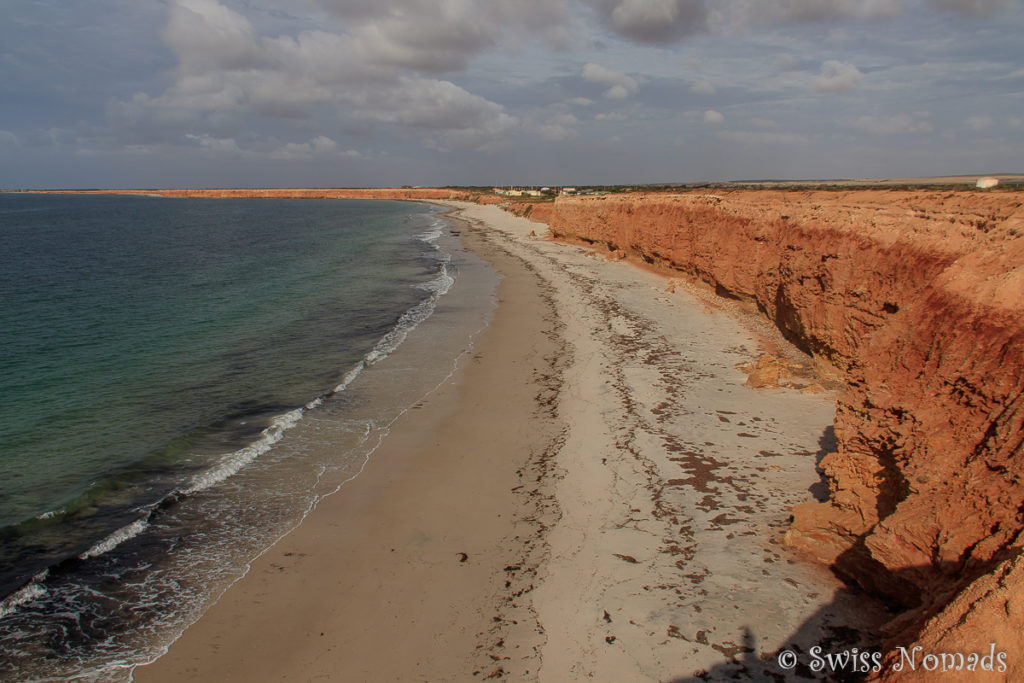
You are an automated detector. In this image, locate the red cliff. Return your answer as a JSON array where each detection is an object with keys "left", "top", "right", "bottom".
[{"left": 549, "top": 190, "right": 1024, "bottom": 656}]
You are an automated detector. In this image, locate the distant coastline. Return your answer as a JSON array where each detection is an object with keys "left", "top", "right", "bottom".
[{"left": 3, "top": 173, "right": 1024, "bottom": 197}]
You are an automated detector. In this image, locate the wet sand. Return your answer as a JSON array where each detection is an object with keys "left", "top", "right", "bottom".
[{"left": 136, "top": 203, "right": 884, "bottom": 681}]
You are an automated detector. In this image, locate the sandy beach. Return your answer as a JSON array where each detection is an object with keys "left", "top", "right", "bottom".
[{"left": 135, "top": 203, "right": 886, "bottom": 681}]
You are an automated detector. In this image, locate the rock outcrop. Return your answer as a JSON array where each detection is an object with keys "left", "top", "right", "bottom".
[{"left": 548, "top": 190, "right": 1024, "bottom": 654}]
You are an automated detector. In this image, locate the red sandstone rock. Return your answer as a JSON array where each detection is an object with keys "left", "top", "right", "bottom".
[
  {"left": 741, "top": 354, "right": 793, "bottom": 388},
  {"left": 873, "top": 543, "right": 1024, "bottom": 681},
  {"left": 549, "top": 189, "right": 1024, "bottom": 658},
  {"left": 511, "top": 201, "right": 555, "bottom": 224}
]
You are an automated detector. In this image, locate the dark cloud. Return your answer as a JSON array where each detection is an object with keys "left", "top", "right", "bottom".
[
  {"left": 585, "top": 0, "right": 709, "bottom": 43},
  {"left": 312, "top": 0, "right": 571, "bottom": 70}
]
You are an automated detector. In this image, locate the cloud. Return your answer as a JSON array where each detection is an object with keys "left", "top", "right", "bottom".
[
  {"left": 690, "top": 80, "right": 716, "bottom": 94},
  {"left": 713, "top": 130, "right": 813, "bottom": 145},
  {"left": 928, "top": 0, "right": 1013, "bottom": 15},
  {"left": 584, "top": 0, "right": 708, "bottom": 43},
  {"left": 269, "top": 135, "right": 339, "bottom": 160},
  {"left": 185, "top": 133, "right": 243, "bottom": 155},
  {"left": 0, "top": 130, "right": 21, "bottom": 146},
  {"left": 812, "top": 60, "right": 864, "bottom": 92},
  {"left": 110, "top": 0, "right": 518, "bottom": 154},
  {"left": 850, "top": 113, "right": 934, "bottom": 135},
  {"left": 314, "top": 0, "right": 572, "bottom": 67},
  {"left": 582, "top": 62, "right": 640, "bottom": 99},
  {"left": 360, "top": 77, "right": 516, "bottom": 131},
  {"left": 741, "top": 0, "right": 1009, "bottom": 24},
  {"left": 774, "top": 0, "right": 904, "bottom": 21},
  {"left": 532, "top": 112, "right": 580, "bottom": 141},
  {"left": 774, "top": 53, "right": 800, "bottom": 70},
  {"left": 704, "top": 109, "right": 725, "bottom": 124},
  {"left": 349, "top": 8, "right": 495, "bottom": 73},
  {"left": 162, "top": 0, "right": 264, "bottom": 72},
  {"left": 719, "top": 0, "right": 906, "bottom": 28},
  {"left": 966, "top": 115, "right": 994, "bottom": 131},
  {"left": 10, "top": 0, "right": 1023, "bottom": 187}
]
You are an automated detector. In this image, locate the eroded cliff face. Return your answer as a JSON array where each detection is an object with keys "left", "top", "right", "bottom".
[{"left": 549, "top": 190, "right": 1024, "bottom": 649}]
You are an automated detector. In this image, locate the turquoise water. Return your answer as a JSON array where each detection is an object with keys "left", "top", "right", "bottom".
[{"left": 0, "top": 194, "right": 496, "bottom": 680}]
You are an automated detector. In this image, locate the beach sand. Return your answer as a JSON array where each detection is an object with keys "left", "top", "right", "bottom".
[{"left": 135, "top": 203, "right": 885, "bottom": 681}]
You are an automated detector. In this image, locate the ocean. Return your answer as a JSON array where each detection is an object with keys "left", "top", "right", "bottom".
[{"left": 0, "top": 193, "right": 498, "bottom": 680}]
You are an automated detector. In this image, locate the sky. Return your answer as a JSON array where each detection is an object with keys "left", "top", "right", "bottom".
[{"left": 1, "top": 0, "right": 1022, "bottom": 188}]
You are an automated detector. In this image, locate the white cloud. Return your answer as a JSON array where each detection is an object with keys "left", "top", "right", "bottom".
[
  {"left": 111, "top": 0, "right": 518, "bottom": 154},
  {"left": 162, "top": 0, "right": 263, "bottom": 72},
  {"left": 582, "top": 62, "right": 640, "bottom": 99},
  {"left": 812, "top": 60, "right": 864, "bottom": 92},
  {"left": 595, "top": 112, "right": 629, "bottom": 121},
  {"left": 704, "top": 109, "right": 725, "bottom": 124},
  {"left": 690, "top": 80, "right": 716, "bottom": 94},
  {"left": 362, "top": 77, "right": 515, "bottom": 131},
  {"left": 350, "top": 9, "right": 494, "bottom": 73},
  {"left": 850, "top": 113, "right": 934, "bottom": 135},
  {"left": 269, "top": 135, "right": 339, "bottom": 160},
  {"left": 0, "top": 130, "right": 20, "bottom": 146},
  {"left": 570, "top": 97, "right": 596, "bottom": 106},
  {"left": 185, "top": 133, "right": 243, "bottom": 155}
]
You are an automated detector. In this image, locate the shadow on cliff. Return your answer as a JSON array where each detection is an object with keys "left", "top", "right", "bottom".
[
  {"left": 664, "top": 424, "right": 1009, "bottom": 682},
  {"left": 664, "top": 547, "right": 1023, "bottom": 682},
  {"left": 808, "top": 426, "right": 835, "bottom": 503}
]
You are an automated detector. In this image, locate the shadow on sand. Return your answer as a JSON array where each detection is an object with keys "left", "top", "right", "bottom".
[{"left": 664, "top": 423, "right": 1020, "bottom": 680}]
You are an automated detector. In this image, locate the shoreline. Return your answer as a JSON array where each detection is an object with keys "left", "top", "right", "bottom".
[
  {"left": 133, "top": 210, "right": 564, "bottom": 681},
  {"left": 136, "top": 202, "right": 887, "bottom": 681}
]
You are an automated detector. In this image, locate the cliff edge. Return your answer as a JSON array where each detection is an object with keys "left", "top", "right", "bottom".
[{"left": 549, "top": 190, "right": 1024, "bottom": 659}]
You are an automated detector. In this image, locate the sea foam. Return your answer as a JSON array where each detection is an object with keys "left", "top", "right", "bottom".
[{"left": 0, "top": 572, "right": 48, "bottom": 620}]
